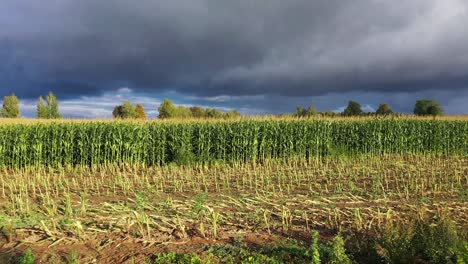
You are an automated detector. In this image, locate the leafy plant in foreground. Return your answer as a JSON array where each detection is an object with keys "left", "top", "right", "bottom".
[{"left": 17, "top": 248, "right": 34, "bottom": 264}]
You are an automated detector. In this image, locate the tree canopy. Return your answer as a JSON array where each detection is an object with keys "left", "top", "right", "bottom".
[
  {"left": 294, "top": 105, "right": 316, "bottom": 117},
  {"left": 343, "top": 101, "right": 363, "bottom": 116},
  {"left": 1, "top": 94, "right": 20, "bottom": 118},
  {"left": 225, "top": 110, "right": 242, "bottom": 119},
  {"left": 158, "top": 98, "right": 242, "bottom": 119},
  {"left": 37, "top": 96, "right": 47, "bottom": 118},
  {"left": 135, "top": 104, "right": 147, "bottom": 119},
  {"left": 189, "top": 106, "right": 206, "bottom": 118},
  {"left": 158, "top": 99, "right": 178, "bottom": 119},
  {"left": 37, "top": 92, "right": 62, "bottom": 119},
  {"left": 414, "top": 99, "right": 443, "bottom": 116},
  {"left": 113, "top": 101, "right": 138, "bottom": 119},
  {"left": 177, "top": 106, "right": 193, "bottom": 118},
  {"left": 323, "top": 110, "right": 338, "bottom": 117},
  {"left": 376, "top": 103, "right": 393, "bottom": 115},
  {"left": 206, "top": 108, "right": 223, "bottom": 119}
]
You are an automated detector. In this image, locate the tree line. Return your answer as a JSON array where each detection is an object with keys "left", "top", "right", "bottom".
[
  {"left": 0, "top": 92, "right": 62, "bottom": 119},
  {"left": 0, "top": 93, "right": 445, "bottom": 119},
  {"left": 112, "top": 101, "right": 147, "bottom": 119},
  {"left": 292, "top": 100, "right": 444, "bottom": 117},
  {"left": 157, "top": 99, "right": 241, "bottom": 119},
  {"left": 111, "top": 99, "right": 242, "bottom": 119}
]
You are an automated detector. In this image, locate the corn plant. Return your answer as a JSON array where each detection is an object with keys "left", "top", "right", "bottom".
[{"left": 0, "top": 119, "right": 464, "bottom": 168}]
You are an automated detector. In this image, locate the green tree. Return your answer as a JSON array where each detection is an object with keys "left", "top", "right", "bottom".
[
  {"left": 45, "top": 92, "right": 62, "bottom": 119},
  {"left": 158, "top": 99, "right": 178, "bottom": 119},
  {"left": 343, "top": 101, "right": 363, "bottom": 116},
  {"left": 135, "top": 104, "right": 147, "bottom": 119},
  {"left": 323, "top": 110, "right": 338, "bottom": 117},
  {"left": 121, "top": 101, "right": 137, "bottom": 118},
  {"left": 206, "top": 108, "right": 223, "bottom": 118},
  {"left": 376, "top": 103, "right": 393, "bottom": 115},
  {"left": 414, "top": 99, "right": 431, "bottom": 116},
  {"left": 224, "top": 109, "right": 242, "bottom": 119},
  {"left": 414, "top": 99, "right": 443, "bottom": 116},
  {"left": 189, "top": 106, "right": 207, "bottom": 118},
  {"left": 306, "top": 106, "right": 317, "bottom": 117},
  {"left": 37, "top": 96, "right": 48, "bottom": 118},
  {"left": 0, "top": 94, "right": 20, "bottom": 118},
  {"left": 159, "top": 99, "right": 241, "bottom": 119},
  {"left": 176, "top": 106, "right": 193, "bottom": 118},
  {"left": 427, "top": 104, "right": 443, "bottom": 116},
  {"left": 113, "top": 101, "right": 137, "bottom": 119},
  {"left": 112, "top": 105, "right": 123, "bottom": 118},
  {"left": 295, "top": 106, "right": 307, "bottom": 117}
]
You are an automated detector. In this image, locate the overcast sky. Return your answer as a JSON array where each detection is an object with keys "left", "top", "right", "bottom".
[{"left": 1, "top": 0, "right": 468, "bottom": 117}]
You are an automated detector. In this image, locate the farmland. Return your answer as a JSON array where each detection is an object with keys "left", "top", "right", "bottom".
[{"left": 0, "top": 118, "right": 467, "bottom": 263}]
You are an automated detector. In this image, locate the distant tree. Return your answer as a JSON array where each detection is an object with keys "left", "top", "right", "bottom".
[
  {"left": 121, "top": 101, "right": 137, "bottom": 118},
  {"left": 322, "top": 110, "right": 338, "bottom": 117},
  {"left": 158, "top": 99, "right": 178, "bottom": 119},
  {"left": 427, "top": 104, "right": 444, "bottom": 116},
  {"left": 176, "top": 106, "right": 193, "bottom": 118},
  {"left": 37, "top": 96, "right": 48, "bottom": 118},
  {"left": 135, "top": 104, "right": 147, "bottom": 119},
  {"left": 414, "top": 99, "right": 443, "bottom": 116},
  {"left": 295, "top": 106, "right": 307, "bottom": 117},
  {"left": 112, "top": 105, "right": 123, "bottom": 118},
  {"left": 45, "top": 92, "right": 62, "bottom": 119},
  {"left": 224, "top": 110, "right": 242, "bottom": 119},
  {"left": 375, "top": 103, "right": 393, "bottom": 116},
  {"left": 206, "top": 108, "right": 223, "bottom": 118},
  {"left": 306, "top": 106, "right": 317, "bottom": 117},
  {"left": 0, "top": 94, "right": 20, "bottom": 118},
  {"left": 189, "top": 106, "right": 207, "bottom": 118},
  {"left": 414, "top": 99, "right": 431, "bottom": 115},
  {"left": 343, "top": 101, "right": 363, "bottom": 116},
  {"left": 159, "top": 98, "right": 241, "bottom": 119},
  {"left": 113, "top": 101, "right": 137, "bottom": 119}
]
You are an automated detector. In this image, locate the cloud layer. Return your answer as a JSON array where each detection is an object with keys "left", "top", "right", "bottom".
[{"left": 1, "top": 0, "right": 468, "bottom": 114}]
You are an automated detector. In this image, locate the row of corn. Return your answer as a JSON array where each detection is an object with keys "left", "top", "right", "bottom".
[{"left": 0, "top": 119, "right": 466, "bottom": 167}]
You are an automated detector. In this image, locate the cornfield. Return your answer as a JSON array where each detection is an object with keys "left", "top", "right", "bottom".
[{"left": 0, "top": 119, "right": 466, "bottom": 168}]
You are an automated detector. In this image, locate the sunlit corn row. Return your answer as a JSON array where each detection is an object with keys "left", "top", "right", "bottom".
[{"left": 0, "top": 119, "right": 466, "bottom": 167}]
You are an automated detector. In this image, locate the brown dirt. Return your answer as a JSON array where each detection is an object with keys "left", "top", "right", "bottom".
[{"left": 0, "top": 226, "right": 320, "bottom": 264}]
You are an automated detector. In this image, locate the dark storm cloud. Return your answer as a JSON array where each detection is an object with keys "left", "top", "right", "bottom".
[{"left": 1, "top": 0, "right": 468, "bottom": 109}]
